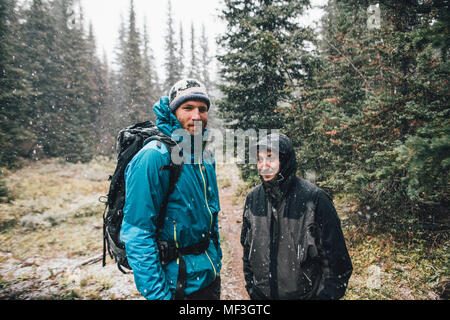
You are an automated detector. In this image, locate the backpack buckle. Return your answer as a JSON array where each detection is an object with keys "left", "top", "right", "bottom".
[{"left": 158, "top": 240, "right": 178, "bottom": 266}]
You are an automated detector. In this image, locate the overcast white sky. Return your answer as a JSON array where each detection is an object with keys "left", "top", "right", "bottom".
[
  {"left": 80, "top": 0, "right": 327, "bottom": 78},
  {"left": 80, "top": 0, "right": 226, "bottom": 69}
]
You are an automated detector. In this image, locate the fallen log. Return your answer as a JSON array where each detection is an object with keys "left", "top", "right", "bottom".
[{"left": 71, "top": 253, "right": 103, "bottom": 270}]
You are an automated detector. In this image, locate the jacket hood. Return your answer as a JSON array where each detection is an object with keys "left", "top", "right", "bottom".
[
  {"left": 256, "top": 133, "right": 298, "bottom": 202},
  {"left": 153, "top": 96, "right": 183, "bottom": 138}
]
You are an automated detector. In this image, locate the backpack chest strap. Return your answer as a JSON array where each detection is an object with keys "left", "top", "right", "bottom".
[{"left": 157, "top": 236, "right": 211, "bottom": 267}]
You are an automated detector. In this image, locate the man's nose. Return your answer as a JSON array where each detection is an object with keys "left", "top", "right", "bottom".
[
  {"left": 260, "top": 159, "right": 270, "bottom": 168},
  {"left": 191, "top": 108, "right": 201, "bottom": 120}
]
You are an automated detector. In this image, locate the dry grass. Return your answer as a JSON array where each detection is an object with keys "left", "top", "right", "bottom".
[
  {"left": 0, "top": 157, "right": 141, "bottom": 300},
  {"left": 334, "top": 195, "right": 448, "bottom": 300}
]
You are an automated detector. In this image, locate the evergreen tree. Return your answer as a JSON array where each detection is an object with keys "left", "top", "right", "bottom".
[
  {"left": 198, "top": 23, "right": 220, "bottom": 128},
  {"left": 357, "top": 0, "right": 450, "bottom": 223},
  {"left": 86, "top": 22, "right": 112, "bottom": 155},
  {"left": 76, "top": 7, "right": 105, "bottom": 158},
  {"left": 16, "top": 0, "right": 104, "bottom": 163},
  {"left": 178, "top": 22, "right": 185, "bottom": 78},
  {"left": 19, "top": 0, "right": 61, "bottom": 160},
  {"left": 163, "top": 0, "right": 179, "bottom": 91},
  {"left": 285, "top": 0, "right": 377, "bottom": 192},
  {"left": 286, "top": 0, "right": 449, "bottom": 227},
  {"left": 217, "top": 0, "right": 315, "bottom": 132},
  {"left": 121, "top": 0, "right": 147, "bottom": 124},
  {"left": 94, "top": 49, "right": 116, "bottom": 155},
  {"left": 111, "top": 15, "right": 129, "bottom": 130},
  {"left": 199, "top": 23, "right": 212, "bottom": 92},
  {"left": 142, "top": 21, "right": 160, "bottom": 119},
  {"left": 108, "top": 67, "right": 127, "bottom": 143},
  {"left": 0, "top": 0, "right": 34, "bottom": 167},
  {"left": 113, "top": 15, "right": 126, "bottom": 76},
  {"left": 48, "top": 0, "right": 96, "bottom": 162},
  {"left": 188, "top": 22, "right": 199, "bottom": 79}
]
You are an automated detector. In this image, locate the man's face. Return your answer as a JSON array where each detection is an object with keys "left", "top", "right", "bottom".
[
  {"left": 174, "top": 100, "right": 208, "bottom": 135},
  {"left": 257, "top": 149, "right": 280, "bottom": 181}
]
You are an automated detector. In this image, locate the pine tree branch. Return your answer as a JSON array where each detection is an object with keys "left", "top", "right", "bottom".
[{"left": 323, "top": 37, "right": 372, "bottom": 94}]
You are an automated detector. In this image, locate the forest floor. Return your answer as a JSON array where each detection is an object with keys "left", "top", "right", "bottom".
[
  {"left": 0, "top": 157, "right": 447, "bottom": 300},
  {"left": 0, "top": 157, "right": 250, "bottom": 300}
]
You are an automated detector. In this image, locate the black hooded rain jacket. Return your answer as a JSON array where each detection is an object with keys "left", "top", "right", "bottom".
[{"left": 240, "top": 133, "right": 353, "bottom": 300}]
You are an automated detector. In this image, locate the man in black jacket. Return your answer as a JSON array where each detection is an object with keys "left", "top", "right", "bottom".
[{"left": 240, "top": 133, "right": 353, "bottom": 300}]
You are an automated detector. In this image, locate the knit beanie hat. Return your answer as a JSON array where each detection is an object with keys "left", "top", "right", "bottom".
[{"left": 168, "top": 79, "right": 211, "bottom": 112}]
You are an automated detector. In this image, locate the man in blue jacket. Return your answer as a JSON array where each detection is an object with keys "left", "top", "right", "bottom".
[{"left": 120, "top": 79, "right": 222, "bottom": 300}]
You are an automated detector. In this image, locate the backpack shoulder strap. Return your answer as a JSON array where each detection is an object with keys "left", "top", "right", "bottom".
[
  {"left": 156, "top": 162, "right": 182, "bottom": 234},
  {"left": 145, "top": 133, "right": 183, "bottom": 236}
]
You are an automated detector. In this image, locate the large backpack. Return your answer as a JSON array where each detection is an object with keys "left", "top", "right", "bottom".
[{"left": 101, "top": 120, "right": 182, "bottom": 274}]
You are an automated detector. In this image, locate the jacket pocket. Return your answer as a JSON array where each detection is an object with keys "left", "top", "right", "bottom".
[
  {"left": 295, "top": 258, "right": 321, "bottom": 299},
  {"left": 295, "top": 222, "right": 322, "bottom": 298},
  {"left": 249, "top": 283, "right": 268, "bottom": 300},
  {"left": 297, "top": 222, "right": 320, "bottom": 262}
]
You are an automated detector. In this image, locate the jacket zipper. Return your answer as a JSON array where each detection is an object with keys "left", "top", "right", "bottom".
[
  {"left": 174, "top": 221, "right": 179, "bottom": 264},
  {"left": 174, "top": 221, "right": 178, "bottom": 247},
  {"left": 198, "top": 162, "right": 213, "bottom": 227},
  {"left": 173, "top": 221, "right": 180, "bottom": 264},
  {"left": 198, "top": 161, "right": 217, "bottom": 280}
]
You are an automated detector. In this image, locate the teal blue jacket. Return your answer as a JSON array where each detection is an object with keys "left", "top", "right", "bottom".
[{"left": 120, "top": 96, "right": 222, "bottom": 300}]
